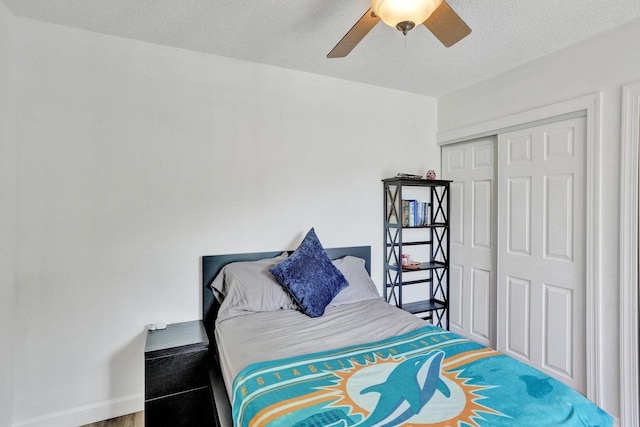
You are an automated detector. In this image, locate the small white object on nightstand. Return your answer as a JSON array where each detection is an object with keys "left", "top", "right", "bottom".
[{"left": 147, "top": 323, "right": 167, "bottom": 331}]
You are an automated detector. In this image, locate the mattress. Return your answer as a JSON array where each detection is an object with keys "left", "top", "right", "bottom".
[{"left": 214, "top": 298, "right": 426, "bottom": 399}]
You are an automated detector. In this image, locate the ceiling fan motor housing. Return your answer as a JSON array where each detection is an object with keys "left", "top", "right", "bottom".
[{"left": 396, "top": 21, "right": 416, "bottom": 35}]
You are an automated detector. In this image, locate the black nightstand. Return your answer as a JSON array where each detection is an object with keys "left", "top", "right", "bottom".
[{"left": 145, "top": 320, "right": 217, "bottom": 426}]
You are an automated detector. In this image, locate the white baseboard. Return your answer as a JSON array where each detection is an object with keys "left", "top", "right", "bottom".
[{"left": 13, "top": 394, "right": 143, "bottom": 427}]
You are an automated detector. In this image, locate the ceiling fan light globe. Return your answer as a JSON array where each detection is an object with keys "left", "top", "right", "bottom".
[{"left": 370, "top": 0, "right": 443, "bottom": 30}]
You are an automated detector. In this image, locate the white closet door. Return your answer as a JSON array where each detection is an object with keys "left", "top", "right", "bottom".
[
  {"left": 442, "top": 138, "right": 496, "bottom": 348},
  {"left": 497, "top": 116, "right": 586, "bottom": 393}
]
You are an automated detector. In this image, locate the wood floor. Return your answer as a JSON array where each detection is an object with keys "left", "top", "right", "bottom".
[{"left": 81, "top": 411, "right": 144, "bottom": 427}]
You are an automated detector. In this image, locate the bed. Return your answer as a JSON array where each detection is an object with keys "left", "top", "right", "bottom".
[{"left": 202, "top": 243, "right": 612, "bottom": 427}]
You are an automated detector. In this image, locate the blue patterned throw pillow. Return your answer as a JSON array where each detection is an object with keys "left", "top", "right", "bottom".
[{"left": 269, "top": 228, "right": 349, "bottom": 317}]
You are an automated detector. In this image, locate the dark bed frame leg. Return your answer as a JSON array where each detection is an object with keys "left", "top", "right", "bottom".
[{"left": 207, "top": 352, "right": 233, "bottom": 427}]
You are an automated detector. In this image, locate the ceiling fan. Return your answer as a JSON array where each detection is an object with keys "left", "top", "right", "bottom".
[{"left": 328, "top": 0, "right": 471, "bottom": 58}]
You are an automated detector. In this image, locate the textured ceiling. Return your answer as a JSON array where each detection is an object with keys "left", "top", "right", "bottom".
[{"left": 3, "top": 0, "right": 640, "bottom": 97}]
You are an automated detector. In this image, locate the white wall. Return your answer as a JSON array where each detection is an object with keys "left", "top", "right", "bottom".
[
  {"left": 438, "top": 16, "right": 640, "bottom": 421},
  {"left": 0, "top": 1, "right": 16, "bottom": 426},
  {"left": 10, "top": 17, "right": 438, "bottom": 426}
]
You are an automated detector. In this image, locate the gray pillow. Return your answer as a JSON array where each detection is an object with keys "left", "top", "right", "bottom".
[
  {"left": 212, "top": 253, "right": 298, "bottom": 322},
  {"left": 330, "top": 256, "right": 381, "bottom": 306}
]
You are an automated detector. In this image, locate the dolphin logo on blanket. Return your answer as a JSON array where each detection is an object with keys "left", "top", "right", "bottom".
[{"left": 358, "top": 350, "right": 451, "bottom": 427}]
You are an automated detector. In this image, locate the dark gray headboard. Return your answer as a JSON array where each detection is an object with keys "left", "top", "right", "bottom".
[{"left": 201, "top": 246, "right": 371, "bottom": 337}]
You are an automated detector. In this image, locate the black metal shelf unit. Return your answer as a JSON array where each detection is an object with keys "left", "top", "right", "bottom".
[{"left": 382, "top": 177, "right": 451, "bottom": 329}]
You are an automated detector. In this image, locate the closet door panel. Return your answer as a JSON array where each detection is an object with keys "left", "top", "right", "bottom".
[
  {"left": 506, "top": 275, "right": 531, "bottom": 360},
  {"left": 497, "top": 116, "right": 586, "bottom": 393},
  {"left": 472, "top": 180, "right": 492, "bottom": 250},
  {"left": 442, "top": 138, "right": 496, "bottom": 347},
  {"left": 471, "top": 267, "right": 491, "bottom": 341}
]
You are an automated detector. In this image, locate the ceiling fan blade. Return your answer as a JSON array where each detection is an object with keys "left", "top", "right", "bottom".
[
  {"left": 327, "top": 8, "right": 380, "bottom": 58},
  {"left": 424, "top": 0, "right": 471, "bottom": 47}
]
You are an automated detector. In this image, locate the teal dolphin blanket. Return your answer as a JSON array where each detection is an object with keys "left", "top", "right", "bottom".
[{"left": 232, "top": 325, "right": 612, "bottom": 427}]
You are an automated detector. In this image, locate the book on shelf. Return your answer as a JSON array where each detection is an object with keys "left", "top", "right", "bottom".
[
  {"left": 401, "top": 199, "right": 430, "bottom": 227},
  {"left": 403, "top": 200, "right": 410, "bottom": 226},
  {"left": 395, "top": 173, "right": 423, "bottom": 179}
]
